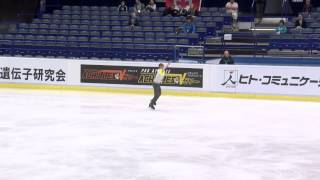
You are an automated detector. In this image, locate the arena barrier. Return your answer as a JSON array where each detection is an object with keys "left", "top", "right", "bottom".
[{"left": 0, "top": 56, "right": 320, "bottom": 102}]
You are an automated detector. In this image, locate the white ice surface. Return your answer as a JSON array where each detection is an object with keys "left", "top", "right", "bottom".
[{"left": 0, "top": 89, "right": 320, "bottom": 180}]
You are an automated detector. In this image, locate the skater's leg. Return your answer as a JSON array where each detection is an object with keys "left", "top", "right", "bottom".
[
  {"left": 150, "top": 84, "right": 159, "bottom": 109},
  {"left": 150, "top": 84, "right": 157, "bottom": 105},
  {"left": 153, "top": 84, "right": 161, "bottom": 104},
  {"left": 150, "top": 84, "right": 161, "bottom": 108},
  {"left": 153, "top": 85, "right": 161, "bottom": 105}
]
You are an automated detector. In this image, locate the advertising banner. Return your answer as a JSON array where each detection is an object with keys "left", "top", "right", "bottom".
[
  {"left": 0, "top": 57, "right": 68, "bottom": 84},
  {"left": 81, "top": 65, "right": 203, "bottom": 88},
  {"left": 1, "top": 57, "right": 320, "bottom": 97},
  {"left": 214, "top": 65, "right": 320, "bottom": 96}
]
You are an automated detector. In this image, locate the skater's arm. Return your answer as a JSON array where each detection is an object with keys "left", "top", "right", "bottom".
[{"left": 164, "top": 63, "right": 170, "bottom": 69}]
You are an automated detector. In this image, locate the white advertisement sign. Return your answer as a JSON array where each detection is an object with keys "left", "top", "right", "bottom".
[
  {"left": 0, "top": 57, "right": 210, "bottom": 91},
  {"left": 213, "top": 65, "right": 320, "bottom": 96},
  {"left": 0, "top": 57, "right": 68, "bottom": 84},
  {"left": 1, "top": 57, "right": 320, "bottom": 97}
]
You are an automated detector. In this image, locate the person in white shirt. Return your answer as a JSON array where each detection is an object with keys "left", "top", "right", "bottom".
[
  {"left": 225, "top": 0, "right": 239, "bottom": 30},
  {"left": 134, "top": 0, "right": 145, "bottom": 15},
  {"left": 146, "top": 0, "right": 157, "bottom": 12}
]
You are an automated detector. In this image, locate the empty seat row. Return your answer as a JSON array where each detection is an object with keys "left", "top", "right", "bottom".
[
  {"left": 15, "top": 28, "right": 182, "bottom": 36},
  {"left": 31, "top": 20, "right": 212, "bottom": 28},
  {"left": 16, "top": 26, "right": 176, "bottom": 32},
  {"left": 200, "top": 11, "right": 228, "bottom": 17},
  {"left": 51, "top": 10, "right": 228, "bottom": 19},
  {"left": 42, "top": 14, "right": 221, "bottom": 22},
  {"left": 15, "top": 29, "right": 207, "bottom": 38},
  {"left": 53, "top": 9, "right": 162, "bottom": 16},
  {"left": 289, "top": 28, "right": 320, "bottom": 34},
  {"left": 200, "top": 7, "right": 225, "bottom": 12},
  {"left": 91, "top": 37, "right": 190, "bottom": 45},
  {"left": 5, "top": 42, "right": 174, "bottom": 52},
  {"left": 33, "top": 20, "right": 175, "bottom": 26},
  {"left": 269, "top": 43, "right": 312, "bottom": 50},
  {"left": 5, "top": 31, "right": 199, "bottom": 39},
  {"left": 57, "top": 9, "right": 162, "bottom": 14},
  {"left": 43, "top": 14, "right": 130, "bottom": 21},
  {"left": 309, "top": 12, "right": 320, "bottom": 17},
  {"left": 270, "top": 34, "right": 320, "bottom": 40},
  {"left": 0, "top": 34, "right": 87, "bottom": 42},
  {"left": 56, "top": 10, "right": 126, "bottom": 15},
  {"left": 62, "top": 5, "right": 166, "bottom": 12},
  {"left": 60, "top": 5, "right": 226, "bottom": 14},
  {"left": 0, "top": 36, "right": 190, "bottom": 45},
  {"left": 289, "top": 18, "right": 320, "bottom": 25},
  {"left": 21, "top": 23, "right": 211, "bottom": 32},
  {"left": 53, "top": 9, "right": 231, "bottom": 19},
  {"left": 33, "top": 20, "right": 130, "bottom": 26},
  {"left": 17, "top": 23, "right": 208, "bottom": 32},
  {"left": 1, "top": 45, "right": 174, "bottom": 60},
  {"left": 62, "top": 6, "right": 117, "bottom": 11},
  {"left": 308, "top": 23, "right": 320, "bottom": 28}
]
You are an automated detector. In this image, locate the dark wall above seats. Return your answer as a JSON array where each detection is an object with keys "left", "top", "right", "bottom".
[
  {"left": 46, "top": 0, "right": 156, "bottom": 8},
  {"left": 0, "top": 0, "right": 40, "bottom": 23},
  {"left": 45, "top": 0, "right": 320, "bottom": 14},
  {"left": 204, "top": 0, "right": 320, "bottom": 15}
]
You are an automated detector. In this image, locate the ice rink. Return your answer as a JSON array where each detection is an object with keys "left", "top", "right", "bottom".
[{"left": 1, "top": 88, "right": 320, "bottom": 180}]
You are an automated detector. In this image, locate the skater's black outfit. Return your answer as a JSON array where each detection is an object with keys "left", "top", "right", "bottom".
[
  {"left": 149, "top": 64, "right": 168, "bottom": 110},
  {"left": 151, "top": 83, "right": 161, "bottom": 106}
]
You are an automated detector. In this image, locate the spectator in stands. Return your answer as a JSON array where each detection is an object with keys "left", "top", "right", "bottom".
[
  {"left": 187, "top": 4, "right": 199, "bottom": 17},
  {"left": 178, "top": 4, "right": 189, "bottom": 16},
  {"left": 225, "top": 0, "right": 239, "bottom": 31},
  {"left": 146, "top": 0, "right": 157, "bottom": 13},
  {"left": 219, "top": 50, "right": 235, "bottom": 65},
  {"left": 134, "top": 0, "right": 145, "bottom": 15},
  {"left": 163, "top": 3, "right": 179, "bottom": 16},
  {"left": 256, "top": 0, "right": 266, "bottom": 24},
  {"left": 129, "top": 12, "right": 139, "bottom": 29},
  {"left": 176, "top": 16, "right": 196, "bottom": 34},
  {"left": 118, "top": 1, "right": 128, "bottom": 12},
  {"left": 302, "top": 0, "right": 313, "bottom": 15},
  {"left": 295, "top": 14, "right": 307, "bottom": 29},
  {"left": 40, "top": 0, "right": 47, "bottom": 14},
  {"left": 38, "top": 0, "right": 46, "bottom": 17},
  {"left": 275, "top": 20, "right": 287, "bottom": 35}
]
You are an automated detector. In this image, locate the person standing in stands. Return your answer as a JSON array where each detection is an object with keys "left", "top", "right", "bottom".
[
  {"left": 38, "top": 0, "right": 46, "bottom": 17},
  {"left": 187, "top": 4, "right": 199, "bottom": 17},
  {"left": 225, "top": 0, "right": 239, "bottom": 31},
  {"left": 275, "top": 20, "right": 287, "bottom": 35},
  {"left": 219, "top": 50, "right": 235, "bottom": 65},
  {"left": 302, "top": 0, "right": 313, "bottom": 16},
  {"left": 129, "top": 12, "right": 139, "bottom": 29},
  {"left": 178, "top": 4, "right": 189, "bottom": 16},
  {"left": 149, "top": 63, "right": 170, "bottom": 110},
  {"left": 256, "top": 0, "right": 266, "bottom": 24},
  {"left": 146, "top": 0, "right": 157, "bottom": 13},
  {"left": 134, "top": 0, "right": 145, "bottom": 15},
  {"left": 118, "top": 1, "right": 128, "bottom": 12},
  {"left": 163, "top": 3, "right": 179, "bottom": 16},
  {"left": 295, "top": 14, "right": 307, "bottom": 29}
]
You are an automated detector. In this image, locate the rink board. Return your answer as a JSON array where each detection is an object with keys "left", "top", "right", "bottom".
[{"left": 0, "top": 57, "right": 320, "bottom": 101}]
